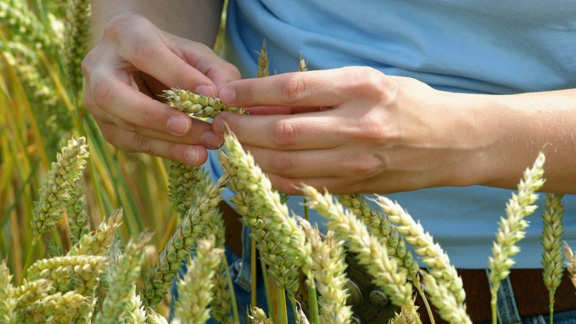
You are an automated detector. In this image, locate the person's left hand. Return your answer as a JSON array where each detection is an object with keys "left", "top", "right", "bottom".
[{"left": 212, "top": 66, "right": 489, "bottom": 195}]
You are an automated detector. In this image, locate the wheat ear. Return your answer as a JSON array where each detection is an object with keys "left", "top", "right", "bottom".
[
  {"left": 541, "top": 193, "right": 565, "bottom": 324},
  {"left": 64, "top": 0, "right": 91, "bottom": 98},
  {"left": 31, "top": 137, "right": 89, "bottom": 238},
  {"left": 95, "top": 234, "right": 151, "bottom": 324},
  {"left": 143, "top": 176, "right": 225, "bottom": 306},
  {"left": 374, "top": 196, "right": 470, "bottom": 324},
  {"left": 173, "top": 236, "right": 224, "bottom": 324},
  {"left": 162, "top": 88, "right": 247, "bottom": 119},
  {"left": 68, "top": 209, "right": 123, "bottom": 256},
  {"left": 488, "top": 152, "right": 546, "bottom": 324},
  {"left": 302, "top": 186, "right": 418, "bottom": 320},
  {"left": 298, "top": 218, "right": 352, "bottom": 324},
  {"left": 221, "top": 132, "right": 310, "bottom": 294},
  {"left": 0, "top": 261, "right": 16, "bottom": 324}
]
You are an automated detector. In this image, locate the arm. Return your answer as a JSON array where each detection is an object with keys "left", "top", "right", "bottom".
[
  {"left": 211, "top": 67, "right": 576, "bottom": 194},
  {"left": 83, "top": 0, "right": 239, "bottom": 165},
  {"left": 90, "top": 0, "right": 224, "bottom": 45}
]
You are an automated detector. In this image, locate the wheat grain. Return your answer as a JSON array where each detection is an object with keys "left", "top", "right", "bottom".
[{"left": 67, "top": 178, "right": 90, "bottom": 245}]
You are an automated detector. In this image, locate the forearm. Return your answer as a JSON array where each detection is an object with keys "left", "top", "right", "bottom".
[
  {"left": 461, "top": 88, "right": 576, "bottom": 193},
  {"left": 90, "top": 0, "right": 224, "bottom": 46}
]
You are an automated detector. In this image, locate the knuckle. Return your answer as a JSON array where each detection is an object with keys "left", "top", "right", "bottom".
[
  {"left": 92, "top": 81, "right": 115, "bottom": 109},
  {"left": 355, "top": 116, "right": 390, "bottom": 144},
  {"left": 281, "top": 75, "right": 306, "bottom": 104},
  {"left": 350, "top": 154, "right": 381, "bottom": 177},
  {"left": 103, "top": 14, "right": 132, "bottom": 40},
  {"left": 132, "top": 133, "right": 151, "bottom": 153},
  {"left": 360, "top": 68, "right": 388, "bottom": 98},
  {"left": 132, "top": 42, "right": 159, "bottom": 66},
  {"left": 271, "top": 119, "right": 297, "bottom": 147},
  {"left": 269, "top": 153, "right": 293, "bottom": 175}
]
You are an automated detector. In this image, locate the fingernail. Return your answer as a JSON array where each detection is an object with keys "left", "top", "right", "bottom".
[
  {"left": 202, "top": 131, "right": 223, "bottom": 149},
  {"left": 167, "top": 115, "right": 190, "bottom": 136},
  {"left": 219, "top": 86, "right": 236, "bottom": 104},
  {"left": 184, "top": 147, "right": 200, "bottom": 165},
  {"left": 195, "top": 84, "right": 215, "bottom": 96}
]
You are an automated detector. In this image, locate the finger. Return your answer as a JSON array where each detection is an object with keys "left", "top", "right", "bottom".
[
  {"left": 176, "top": 39, "right": 242, "bottom": 91},
  {"left": 244, "top": 145, "right": 337, "bottom": 178},
  {"left": 212, "top": 112, "right": 343, "bottom": 150},
  {"left": 219, "top": 68, "right": 366, "bottom": 107},
  {"left": 266, "top": 173, "right": 346, "bottom": 196},
  {"left": 244, "top": 106, "right": 326, "bottom": 115},
  {"left": 120, "top": 28, "right": 218, "bottom": 96},
  {"left": 89, "top": 68, "right": 213, "bottom": 137},
  {"left": 100, "top": 124, "right": 209, "bottom": 165}
]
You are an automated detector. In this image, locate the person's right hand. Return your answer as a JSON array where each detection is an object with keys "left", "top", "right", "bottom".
[{"left": 82, "top": 14, "right": 240, "bottom": 164}]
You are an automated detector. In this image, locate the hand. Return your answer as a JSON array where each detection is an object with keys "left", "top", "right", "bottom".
[
  {"left": 82, "top": 14, "right": 240, "bottom": 164},
  {"left": 212, "top": 67, "right": 487, "bottom": 194}
]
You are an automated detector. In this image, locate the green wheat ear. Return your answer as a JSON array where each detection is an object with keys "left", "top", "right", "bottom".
[
  {"left": 162, "top": 88, "right": 247, "bottom": 119},
  {"left": 173, "top": 236, "right": 224, "bottom": 324},
  {"left": 31, "top": 136, "right": 90, "bottom": 239},
  {"left": 0, "top": 261, "right": 16, "bottom": 324},
  {"left": 95, "top": 234, "right": 151, "bottom": 324},
  {"left": 541, "top": 193, "right": 565, "bottom": 324}
]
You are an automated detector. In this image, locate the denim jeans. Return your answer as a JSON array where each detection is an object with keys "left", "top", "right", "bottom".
[{"left": 171, "top": 226, "right": 576, "bottom": 324}]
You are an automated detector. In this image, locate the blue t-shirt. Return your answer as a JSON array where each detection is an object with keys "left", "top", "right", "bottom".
[{"left": 206, "top": 0, "right": 576, "bottom": 268}]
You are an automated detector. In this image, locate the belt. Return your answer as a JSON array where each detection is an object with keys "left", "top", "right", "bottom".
[{"left": 219, "top": 202, "right": 576, "bottom": 323}]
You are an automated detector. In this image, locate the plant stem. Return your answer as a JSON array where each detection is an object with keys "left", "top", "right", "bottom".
[
  {"left": 223, "top": 257, "right": 240, "bottom": 324},
  {"left": 22, "top": 236, "right": 39, "bottom": 282},
  {"left": 416, "top": 283, "right": 435, "bottom": 324},
  {"left": 261, "top": 261, "right": 275, "bottom": 323},
  {"left": 251, "top": 237, "right": 257, "bottom": 308},
  {"left": 491, "top": 293, "right": 498, "bottom": 324},
  {"left": 307, "top": 282, "right": 319, "bottom": 324},
  {"left": 277, "top": 288, "right": 288, "bottom": 324}
]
